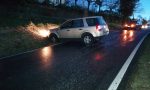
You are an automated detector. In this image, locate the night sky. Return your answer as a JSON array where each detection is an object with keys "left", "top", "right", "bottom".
[{"left": 135, "top": 0, "right": 150, "bottom": 19}]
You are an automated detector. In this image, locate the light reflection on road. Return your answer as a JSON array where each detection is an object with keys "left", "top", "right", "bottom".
[
  {"left": 40, "top": 46, "right": 53, "bottom": 69},
  {"left": 123, "top": 35, "right": 127, "bottom": 41},
  {"left": 94, "top": 52, "right": 104, "bottom": 61},
  {"left": 121, "top": 30, "right": 135, "bottom": 46}
]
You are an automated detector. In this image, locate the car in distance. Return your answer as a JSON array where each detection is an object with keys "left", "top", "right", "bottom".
[
  {"left": 123, "top": 20, "right": 141, "bottom": 30},
  {"left": 148, "top": 21, "right": 150, "bottom": 28},
  {"left": 141, "top": 24, "right": 148, "bottom": 29},
  {"left": 49, "top": 16, "right": 109, "bottom": 46}
]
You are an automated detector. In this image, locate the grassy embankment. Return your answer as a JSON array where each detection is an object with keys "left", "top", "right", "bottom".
[
  {"left": 119, "top": 34, "right": 150, "bottom": 90},
  {"left": 0, "top": 4, "right": 61, "bottom": 58}
]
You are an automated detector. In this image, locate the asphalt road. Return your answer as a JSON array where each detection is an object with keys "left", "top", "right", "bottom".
[{"left": 0, "top": 29, "right": 149, "bottom": 90}]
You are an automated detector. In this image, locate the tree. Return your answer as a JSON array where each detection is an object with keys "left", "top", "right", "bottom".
[
  {"left": 60, "top": 0, "right": 62, "bottom": 5},
  {"left": 87, "top": 0, "right": 95, "bottom": 11},
  {"left": 95, "top": 0, "right": 103, "bottom": 13},
  {"left": 43, "top": 0, "right": 50, "bottom": 6},
  {"left": 119, "top": 0, "right": 140, "bottom": 21},
  {"left": 75, "top": 0, "right": 78, "bottom": 6},
  {"left": 142, "top": 18, "right": 147, "bottom": 25},
  {"left": 91, "top": 3, "right": 97, "bottom": 13},
  {"left": 0, "top": 0, "right": 36, "bottom": 8},
  {"left": 107, "top": 1, "right": 119, "bottom": 13}
]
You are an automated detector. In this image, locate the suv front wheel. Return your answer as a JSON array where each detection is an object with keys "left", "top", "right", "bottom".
[
  {"left": 82, "top": 34, "right": 94, "bottom": 46},
  {"left": 49, "top": 34, "right": 59, "bottom": 43}
]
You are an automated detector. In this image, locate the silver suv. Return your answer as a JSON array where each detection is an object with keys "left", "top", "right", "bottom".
[{"left": 49, "top": 16, "right": 109, "bottom": 46}]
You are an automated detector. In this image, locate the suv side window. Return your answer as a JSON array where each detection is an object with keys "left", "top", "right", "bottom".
[
  {"left": 72, "top": 19, "right": 84, "bottom": 28},
  {"left": 86, "top": 17, "right": 106, "bottom": 26},
  {"left": 98, "top": 17, "right": 106, "bottom": 25},
  {"left": 86, "top": 18, "right": 97, "bottom": 26},
  {"left": 61, "top": 20, "right": 73, "bottom": 29}
]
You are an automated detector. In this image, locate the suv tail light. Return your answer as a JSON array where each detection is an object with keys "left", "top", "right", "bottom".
[{"left": 96, "top": 24, "right": 102, "bottom": 31}]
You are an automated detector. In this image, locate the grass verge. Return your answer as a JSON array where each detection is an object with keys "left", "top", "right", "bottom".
[
  {"left": 0, "top": 21, "right": 59, "bottom": 58},
  {"left": 0, "top": 27, "right": 47, "bottom": 58},
  {"left": 119, "top": 34, "right": 150, "bottom": 90},
  {"left": 0, "top": 4, "right": 60, "bottom": 58}
]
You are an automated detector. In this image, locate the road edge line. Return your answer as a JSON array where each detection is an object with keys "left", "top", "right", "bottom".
[
  {"left": 0, "top": 43, "right": 63, "bottom": 60},
  {"left": 108, "top": 32, "right": 150, "bottom": 90}
]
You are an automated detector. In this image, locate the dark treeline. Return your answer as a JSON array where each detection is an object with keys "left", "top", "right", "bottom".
[
  {"left": 0, "top": 0, "right": 140, "bottom": 22},
  {"left": 119, "top": 0, "right": 140, "bottom": 21}
]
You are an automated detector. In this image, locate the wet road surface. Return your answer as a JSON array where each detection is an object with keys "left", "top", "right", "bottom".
[{"left": 0, "top": 29, "right": 149, "bottom": 90}]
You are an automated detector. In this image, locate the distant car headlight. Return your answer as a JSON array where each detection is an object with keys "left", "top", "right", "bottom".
[
  {"left": 124, "top": 24, "right": 128, "bottom": 27},
  {"left": 145, "top": 25, "right": 148, "bottom": 28},
  {"left": 131, "top": 24, "right": 135, "bottom": 28},
  {"left": 142, "top": 25, "right": 148, "bottom": 29}
]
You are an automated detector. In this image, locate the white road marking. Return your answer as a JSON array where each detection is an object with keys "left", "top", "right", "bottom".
[
  {"left": 0, "top": 43, "right": 63, "bottom": 60},
  {"left": 108, "top": 32, "right": 150, "bottom": 90}
]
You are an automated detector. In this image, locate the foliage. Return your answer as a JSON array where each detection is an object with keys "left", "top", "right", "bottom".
[
  {"left": 142, "top": 19, "right": 148, "bottom": 24},
  {"left": 119, "top": 0, "right": 140, "bottom": 20},
  {"left": 75, "top": 0, "right": 78, "bottom": 6},
  {"left": 87, "top": 0, "right": 95, "bottom": 11},
  {"left": 0, "top": 0, "right": 141, "bottom": 25},
  {"left": 118, "top": 35, "right": 150, "bottom": 90},
  {"left": 95, "top": 0, "right": 103, "bottom": 12}
]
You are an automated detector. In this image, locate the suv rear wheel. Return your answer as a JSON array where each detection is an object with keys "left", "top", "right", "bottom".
[{"left": 82, "top": 34, "right": 94, "bottom": 46}]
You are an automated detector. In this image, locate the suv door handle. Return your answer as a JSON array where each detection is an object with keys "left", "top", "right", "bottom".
[
  {"left": 79, "top": 29, "right": 83, "bottom": 30},
  {"left": 67, "top": 30, "right": 70, "bottom": 31}
]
